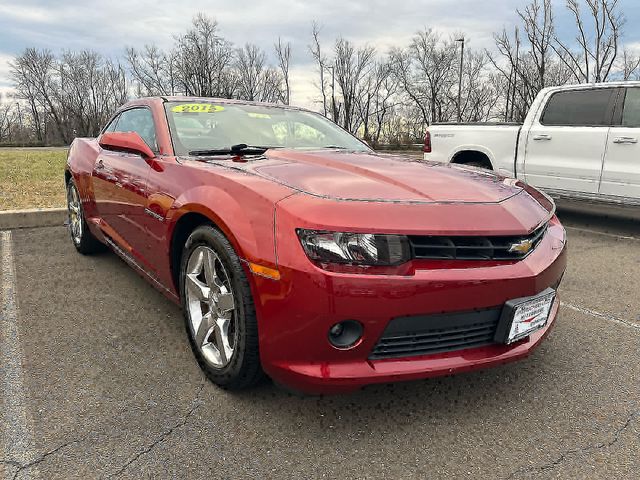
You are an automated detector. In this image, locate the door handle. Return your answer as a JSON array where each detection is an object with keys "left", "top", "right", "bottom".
[
  {"left": 533, "top": 134, "right": 552, "bottom": 141},
  {"left": 613, "top": 136, "right": 638, "bottom": 144},
  {"left": 96, "top": 159, "right": 105, "bottom": 170}
]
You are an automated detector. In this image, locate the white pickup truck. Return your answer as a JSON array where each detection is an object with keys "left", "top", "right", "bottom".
[{"left": 424, "top": 81, "right": 640, "bottom": 207}]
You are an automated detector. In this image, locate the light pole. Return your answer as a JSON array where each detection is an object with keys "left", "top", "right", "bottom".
[{"left": 456, "top": 37, "right": 465, "bottom": 123}]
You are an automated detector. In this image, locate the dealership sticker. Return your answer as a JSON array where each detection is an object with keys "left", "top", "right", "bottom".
[
  {"left": 171, "top": 103, "right": 225, "bottom": 113},
  {"left": 247, "top": 112, "right": 271, "bottom": 119}
]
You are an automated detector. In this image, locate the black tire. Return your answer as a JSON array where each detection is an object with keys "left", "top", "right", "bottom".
[
  {"left": 465, "top": 161, "right": 491, "bottom": 169},
  {"left": 180, "top": 225, "right": 263, "bottom": 390},
  {"left": 66, "top": 181, "right": 105, "bottom": 255}
]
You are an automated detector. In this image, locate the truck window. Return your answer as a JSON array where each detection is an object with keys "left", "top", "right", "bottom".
[
  {"left": 622, "top": 88, "right": 640, "bottom": 128},
  {"left": 541, "top": 89, "right": 614, "bottom": 127}
]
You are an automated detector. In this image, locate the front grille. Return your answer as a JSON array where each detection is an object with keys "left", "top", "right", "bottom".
[
  {"left": 369, "top": 307, "right": 501, "bottom": 360},
  {"left": 408, "top": 224, "right": 547, "bottom": 261}
]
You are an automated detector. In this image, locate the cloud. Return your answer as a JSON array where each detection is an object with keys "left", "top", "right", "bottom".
[
  {"left": 0, "top": 53, "right": 13, "bottom": 91},
  {"left": 1, "top": 0, "right": 640, "bottom": 107}
]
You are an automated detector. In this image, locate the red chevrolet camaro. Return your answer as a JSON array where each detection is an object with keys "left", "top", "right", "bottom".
[{"left": 65, "top": 97, "right": 567, "bottom": 394}]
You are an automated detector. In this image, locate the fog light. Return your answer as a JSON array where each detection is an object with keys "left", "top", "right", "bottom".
[{"left": 328, "top": 320, "right": 363, "bottom": 349}]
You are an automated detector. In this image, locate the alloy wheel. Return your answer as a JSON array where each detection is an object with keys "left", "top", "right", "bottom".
[
  {"left": 185, "top": 246, "right": 237, "bottom": 368},
  {"left": 67, "top": 184, "right": 83, "bottom": 245}
]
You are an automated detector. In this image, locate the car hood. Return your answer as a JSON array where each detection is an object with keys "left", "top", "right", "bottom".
[{"left": 246, "top": 149, "right": 525, "bottom": 204}]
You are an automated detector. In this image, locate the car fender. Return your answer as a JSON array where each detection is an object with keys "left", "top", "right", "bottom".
[{"left": 167, "top": 185, "right": 278, "bottom": 268}]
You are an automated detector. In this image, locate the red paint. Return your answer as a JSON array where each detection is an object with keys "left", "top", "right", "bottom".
[{"left": 66, "top": 97, "right": 567, "bottom": 394}]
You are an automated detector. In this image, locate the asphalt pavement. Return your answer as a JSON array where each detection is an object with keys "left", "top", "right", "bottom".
[{"left": 1, "top": 209, "right": 639, "bottom": 479}]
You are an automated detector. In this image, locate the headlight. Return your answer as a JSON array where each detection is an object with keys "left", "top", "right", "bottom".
[{"left": 296, "top": 229, "right": 411, "bottom": 266}]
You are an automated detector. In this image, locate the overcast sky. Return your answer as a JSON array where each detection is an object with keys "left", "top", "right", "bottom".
[{"left": 1, "top": 0, "right": 640, "bottom": 107}]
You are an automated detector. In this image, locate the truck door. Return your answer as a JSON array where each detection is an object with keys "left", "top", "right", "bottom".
[
  {"left": 523, "top": 87, "right": 618, "bottom": 194},
  {"left": 600, "top": 87, "right": 640, "bottom": 201}
]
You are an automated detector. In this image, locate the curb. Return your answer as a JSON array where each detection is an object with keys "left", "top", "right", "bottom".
[{"left": 0, "top": 208, "right": 67, "bottom": 230}]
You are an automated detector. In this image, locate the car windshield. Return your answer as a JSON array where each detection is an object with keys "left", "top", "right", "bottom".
[{"left": 164, "top": 101, "right": 370, "bottom": 155}]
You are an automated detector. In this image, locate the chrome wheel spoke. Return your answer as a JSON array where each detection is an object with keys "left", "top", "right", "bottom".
[
  {"left": 195, "top": 312, "right": 215, "bottom": 347},
  {"left": 213, "top": 318, "right": 233, "bottom": 364},
  {"left": 186, "top": 273, "right": 210, "bottom": 301},
  {"left": 203, "top": 249, "right": 223, "bottom": 291}
]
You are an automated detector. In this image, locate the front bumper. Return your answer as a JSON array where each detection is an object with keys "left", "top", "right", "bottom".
[{"left": 250, "top": 217, "right": 567, "bottom": 394}]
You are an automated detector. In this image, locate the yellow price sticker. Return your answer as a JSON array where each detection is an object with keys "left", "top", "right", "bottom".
[{"left": 171, "top": 103, "right": 225, "bottom": 113}]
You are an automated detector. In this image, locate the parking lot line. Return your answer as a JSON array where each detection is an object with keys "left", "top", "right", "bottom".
[
  {"left": 560, "top": 301, "right": 640, "bottom": 332},
  {"left": 564, "top": 225, "right": 639, "bottom": 242},
  {"left": 1, "top": 230, "right": 37, "bottom": 478}
]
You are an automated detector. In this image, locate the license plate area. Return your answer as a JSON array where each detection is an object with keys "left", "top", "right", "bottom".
[{"left": 494, "top": 288, "right": 556, "bottom": 345}]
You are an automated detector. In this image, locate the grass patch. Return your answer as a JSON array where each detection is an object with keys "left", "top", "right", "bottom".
[{"left": 0, "top": 148, "right": 68, "bottom": 210}]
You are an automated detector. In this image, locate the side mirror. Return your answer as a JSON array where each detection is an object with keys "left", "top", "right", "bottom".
[{"left": 99, "top": 132, "right": 155, "bottom": 159}]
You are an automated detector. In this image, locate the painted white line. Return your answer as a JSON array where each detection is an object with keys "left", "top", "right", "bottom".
[
  {"left": 564, "top": 225, "right": 639, "bottom": 242},
  {"left": 561, "top": 301, "right": 640, "bottom": 332},
  {"left": 1, "top": 231, "right": 37, "bottom": 478}
]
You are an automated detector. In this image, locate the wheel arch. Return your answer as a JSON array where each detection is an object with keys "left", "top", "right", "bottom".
[
  {"left": 166, "top": 188, "right": 277, "bottom": 296},
  {"left": 168, "top": 208, "right": 239, "bottom": 295},
  {"left": 450, "top": 148, "right": 494, "bottom": 170}
]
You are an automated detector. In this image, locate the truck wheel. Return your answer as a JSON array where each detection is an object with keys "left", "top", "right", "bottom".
[
  {"left": 180, "top": 225, "right": 263, "bottom": 390},
  {"left": 466, "top": 161, "right": 489, "bottom": 169},
  {"left": 66, "top": 181, "right": 105, "bottom": 254}
]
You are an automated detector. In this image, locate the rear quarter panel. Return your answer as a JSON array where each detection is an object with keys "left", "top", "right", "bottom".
[
  {"left": 66, "top": 138, "right": 100, "bottom": 220},
  {"left": 426, "top": 125, "right": 521, "bottom": 177}
]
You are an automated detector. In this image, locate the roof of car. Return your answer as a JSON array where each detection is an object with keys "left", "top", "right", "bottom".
[{"left": 128, "top": 96, "right": 310, "bottom": 112}]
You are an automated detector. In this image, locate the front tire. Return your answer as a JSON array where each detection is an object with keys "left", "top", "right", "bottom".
[
  {"left": 66, "top": 181, "right": 104, "bottom": 254},
  {"left": 180, "top": 225, "right": 263, "bottom": 390}
]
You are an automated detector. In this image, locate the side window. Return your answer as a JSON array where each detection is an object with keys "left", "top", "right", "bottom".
[
  {"left": 622, "top": 88, "right": 640, "bottom": 128},
  {"left": 114, "top": 108, "right": 157, "bottom": 151},
  {"left": 103, "top": 115, "right": 120, "bottom": 133},
  {"left": 541, "top": 89, "right": 615, "bottom": 127}
]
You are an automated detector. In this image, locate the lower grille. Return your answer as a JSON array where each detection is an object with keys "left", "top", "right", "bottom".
[{"left": 369, "top": 307, "right": 501, "bottom": 360}]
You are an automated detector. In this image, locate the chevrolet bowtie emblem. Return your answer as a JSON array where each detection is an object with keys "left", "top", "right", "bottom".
[{"left": 508, "top": 239, "right": 534, "bottom": 254}]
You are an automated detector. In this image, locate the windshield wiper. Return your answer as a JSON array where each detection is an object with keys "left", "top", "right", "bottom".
[{"left": 189, "top": 144, "right": 272, "bottom": 156}]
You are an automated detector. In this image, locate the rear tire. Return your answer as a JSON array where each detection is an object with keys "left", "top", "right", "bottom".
[
  {"left": 66, "top": 181, "right": 105, "bottom": 255},
  {"left": 180, "top": 225, "right": 263, "bottom": 390},
  {"left": 465, "top": 161, "right": 489, "bottom": 169}
]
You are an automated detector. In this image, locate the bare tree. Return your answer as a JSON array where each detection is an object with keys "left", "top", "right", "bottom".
[
  {"left": 309, "top": 22, "right": 330, "bottom": 117},
  {"left": 9, "top": 49, "right": 58, "bottom": 142},
  {"left": 490, "top": 0, "right": 573, "bottom": 121},
  {"left": 620, "top": 48, "right": 640, "bottom": 80},
  {"left": 456, "top": 50, "right": 500, "bottom": 122},
  {"left": 390, "top": 29, "right": 460, "bottom": 128},
  {"left": 126, "top": 45, "right": 176, "bottom": 96},
  {"left": 389, "top": 46, "right": 431, "bottom": 127},
  {"left": 9, "top": 48, "right": 127, "bottom": 144},
  {"left": 275, "top": 38, "right": 291, "bottom": 104},
  {"left": 333, "top": 38, "right": 376, "bottom": 133},
  {"left": 553, "top": 0, "right": 623, "bottom": 83},
  {"left": 411, "top": 30, "right": 458, "bottom": 124},
  {"left": 173, "top": 14, "right": 236, "bottom": 97},
  {"left": 56, "top": 50, "right": 128, "bottom": 137},
  {"left": 234, "top": 44, "right": 284, "bottom": 103},
  {"left": 0, "top": 100, "right": 13, "bottom": 142},
  {"left": 357, "top": 61, "right": 398, "bottom": 145}
]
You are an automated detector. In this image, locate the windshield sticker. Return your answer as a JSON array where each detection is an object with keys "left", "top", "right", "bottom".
[
  {"left": 171, "top": 104, "right": 225, "bottom": 113},
  {"left": 247, "top": 112, "right": 271, "bottom": 119}
]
